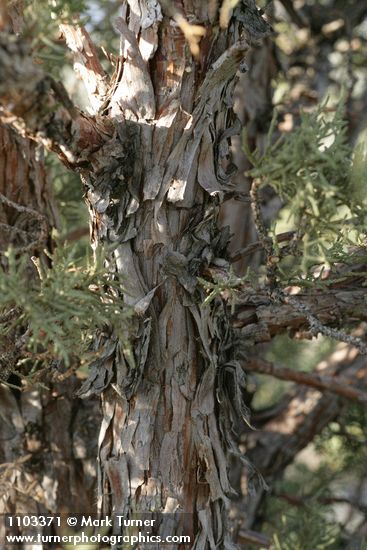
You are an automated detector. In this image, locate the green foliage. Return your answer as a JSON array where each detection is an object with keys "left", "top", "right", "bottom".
[
  {"left": 0, "top": 244, "right": 132, "bottom": 367},
  {"left": 23, "top": 0, "right": 89, "bottom": 73},
  {"left": 47, "top": 151, "right": 89, "bottom": 255},
  {"left": 262, "top": 461, "right": 343, "bottom": 550},
  {"left": 198, "top": 268, "right": 257, "bottom": 310},
  {"left": 24, "top": 0, "right": 88, "bottom": 31},
  {"left": 315, "top": 403, "right": 367, "bottom": 473},
  {"left": 259, "top": 402, "right": 367, "bottom": 550},
  {"left": 244, "top": 102, "right": 367, "bottom": 281},
  {"left": 272, "top": 504, "right": 340, "bottom": 550},
  {"left": 246, "top": 102, "right": 351, "bottom": 203}
]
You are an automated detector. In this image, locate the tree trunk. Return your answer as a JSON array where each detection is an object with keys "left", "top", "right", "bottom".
[
  {"left": 0, "top": 6, "right": 103, "bottom": 540},
  {"left": 2, "top": 1, "right": 366, "bottom": 547},
  {"left": 0, "top": 122, "right": 100, "bottom": 541},
  {"left": 72, "top": 1, "right": 270, "bottom": 546}
]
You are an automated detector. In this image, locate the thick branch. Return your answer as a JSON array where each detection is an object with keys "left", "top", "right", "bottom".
[
  {"left": 59, "top": 23, "right": 108, "bottom": 113},
  {"left": 246, "top": 357, "right": 367, "bottom": 406},
  {"left": 243, "top": 345, "right": 366, "bottom": 527},
  {"left": 0, "top": 33, "right": 111, "bottom": 168},
  {"left": 234, "top": 288, "right": 367, "bottom": 343},
  {"left": 248, "top": 346, "right": 365, "bottom": 474}
]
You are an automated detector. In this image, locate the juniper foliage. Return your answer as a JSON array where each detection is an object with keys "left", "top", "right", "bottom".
[
  {"left": 272, "top": 504, "right": 341, "bottom": 550},
  {"left": 244, "top": 102, "right": 367, "bottom": 283},
  {"left": 0, "top": 245, "right": 132, "bottom": 368}
]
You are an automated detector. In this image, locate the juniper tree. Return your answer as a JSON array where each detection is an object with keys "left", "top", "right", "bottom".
[{"left": 0, "top": 0, "right": 367, "bottom": 548}]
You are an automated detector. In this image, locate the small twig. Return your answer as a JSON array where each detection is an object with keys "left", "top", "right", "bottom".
[
  {"left": 237, "top": 528, "right": 271, "bottom": 548},
  {"left": 54, "top": 364, "right": 78, "bottom": 382},
  {"left": 250, "top": 179, "right": 271, "bottom": 255},
  {"left": 0, "top": 193, "right": 46, "bottom": 223},
  {"left": 250, "top": 178, "right": 279, "bottom": 286},
  {"left": 0, "top": 223, "right": 29, "bottom": 238},
  {"left": 0, "top": 306, "right": 21, "bottom": 324},
  {"left": 276, "top": 492, "right": 367, "bottom": 514},
  {"left": 30, "top": 256, "right": 45, "bottom": 280},
  {"left": 246, "top": 357, "right": 367, "bottom": 406}
]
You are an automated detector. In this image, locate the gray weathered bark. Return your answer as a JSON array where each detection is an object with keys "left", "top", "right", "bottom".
[
  {"left": 1, "top": 1, "right": 367, "bottom": 547},
  {"left": 73, "top": 2, "right": 271, "bottom": 547}
]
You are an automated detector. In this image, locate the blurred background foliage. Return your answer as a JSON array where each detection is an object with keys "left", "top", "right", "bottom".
[
  {"left": 4, "top": 0, "right": 367, "bottom": 547},
  {"left": 245, "top": 1, "right": 367, "bottom": 547}
]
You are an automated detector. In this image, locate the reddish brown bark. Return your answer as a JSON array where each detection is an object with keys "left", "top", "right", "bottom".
[
  {"left": 1, "top": 2, "right": 367, "bottom": 548},
  {"left": 0, "top": 121, "right": 100, "bottom": 536},
  {"left": 68, "top": 2, "right": 273, "bottom": 547}
]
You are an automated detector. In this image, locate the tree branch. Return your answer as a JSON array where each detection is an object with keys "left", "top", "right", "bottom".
[
  {"left": 275, "top": 491, "right": 367, "bottom": 515},
  {"left": 237, "top": 528, "right": 271, "bottom": 548},
  {"left": 0, "top": 33, "right": 112, "bottom": 169},
  {"left": 248, "top": 345, "right": 366, "bottom": 470},
  {"left": 229, "top": 231, "right": 295, "bottom": 263},
  {"left": 246, "top": 357, "right": 367, "bottom": 406},
  {"left": 234, "top": 287, "right": 367, "bottom": 344},
  {"left": 243, "top": 345, "right": 366, "bottom": 527}
]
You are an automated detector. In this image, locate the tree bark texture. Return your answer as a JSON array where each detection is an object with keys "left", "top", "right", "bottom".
[
  {"left": 71, "top": 1, "right": 271, "bottom": 547},
  {"left": 0, "top": 123, "right": 101, "bottom": 543},
  {"left": 2, "top": 1, "right": 367, "bottom": 547}
]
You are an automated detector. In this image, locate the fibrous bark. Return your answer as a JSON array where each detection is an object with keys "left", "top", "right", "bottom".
[
  {"left": 0, "top": 6, "right": 102, "bottom": 531},
  {"left": 71, "top": 1, "right": 271, "bottom": 547},
  {"left": 0, "top": 122, "right": 101, "bottom": 543},
  {"left": 2, "top": 1, "right": 367, "bottom": 547},
  {"left": 0, "top": 3, "right": 273, "bottom": 545}
]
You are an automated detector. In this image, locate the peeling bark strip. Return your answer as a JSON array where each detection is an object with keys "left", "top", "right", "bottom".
[
  {"left": 59, "top": 23, "right": 109, "bottom": 113},
  {"left": 70, "top": 1, "right": 271, "bottom": 547}
]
